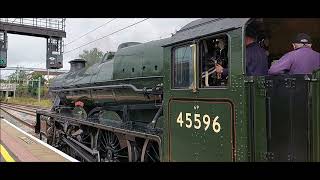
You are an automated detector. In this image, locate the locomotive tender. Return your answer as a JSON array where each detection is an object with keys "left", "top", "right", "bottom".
[{"left": 36, "top": 18, "right": 320, "bottom": 162}]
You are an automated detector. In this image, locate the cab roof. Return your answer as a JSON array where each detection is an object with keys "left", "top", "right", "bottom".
[{"left": 163, "top": 18, "right": 250, "bottom": 47}]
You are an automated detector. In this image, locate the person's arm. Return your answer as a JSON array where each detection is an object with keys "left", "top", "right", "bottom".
[
  {"left": 222, "top": 68, "right": 228, "bottom": 76},
  {"left": 246, "top": 47, "right": 254, "bottom": 76},
  {"left": 268, "top": 52, "right": 293, "bottom": 75},
  {"left": 318, "top": 53, "right": 320, "bottom": 69}
]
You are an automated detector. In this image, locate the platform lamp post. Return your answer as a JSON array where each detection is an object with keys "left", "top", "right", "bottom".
[{"left": 38, "top": 77, "right": 41, "bottom": 102}]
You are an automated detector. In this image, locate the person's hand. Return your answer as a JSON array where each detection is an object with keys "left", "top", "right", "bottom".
[
  {"left": 215, "top": 64, "right": 223, "bottom": 74},
  {"left": 215, "top": 64, "right": 223, "bottom": 79}
]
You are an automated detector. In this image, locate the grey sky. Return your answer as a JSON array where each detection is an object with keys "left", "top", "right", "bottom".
[{"left": 2, "top": 18, "right": 198, "bottom": 78}]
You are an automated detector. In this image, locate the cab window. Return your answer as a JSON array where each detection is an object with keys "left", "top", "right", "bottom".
[
  {"left": 199, "top": 34, "right": 229, "bottom": 88},
  {"left": 172, "top": 45, "right": 194, "bottom": 89}
]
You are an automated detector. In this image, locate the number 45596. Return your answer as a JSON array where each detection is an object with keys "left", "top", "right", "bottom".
[{"left": 176, "top": 112, "right": 221, "bottom": 133}]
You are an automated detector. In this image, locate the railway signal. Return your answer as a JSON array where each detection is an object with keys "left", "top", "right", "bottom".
[
  {"left": 0, "top": 56, "right": 6, "bottom": 68},
  {"left": 0, "top": 31, "right": 8, "bottom": 68}
]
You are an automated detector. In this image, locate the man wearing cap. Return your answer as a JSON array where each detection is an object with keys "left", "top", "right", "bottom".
[
  {"left": 216, "top": 26, "right": 268, "bottom": 76},
  {"left": 269, "top": 33, "right": 320, "bottom": 75}
]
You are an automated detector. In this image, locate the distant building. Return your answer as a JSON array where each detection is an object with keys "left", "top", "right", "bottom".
[{"left": 28, "top": 70, "right": 65, "bottom": 85}]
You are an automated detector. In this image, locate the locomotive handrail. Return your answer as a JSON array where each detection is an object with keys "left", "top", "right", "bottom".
[
  {"left": 149, "top": 101, "right": 164, "bottom": 128},
  {"left": 51, "top": 84, "right": 155, "bottom": 93}
]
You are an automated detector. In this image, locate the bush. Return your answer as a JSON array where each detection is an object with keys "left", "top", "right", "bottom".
[{"left": 4, "top": 97, "right": 52, "bottom": 108}]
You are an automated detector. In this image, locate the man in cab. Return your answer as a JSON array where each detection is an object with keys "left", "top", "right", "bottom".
[{"left": 215, "top": 25, "right": 268, "bottom": 76}]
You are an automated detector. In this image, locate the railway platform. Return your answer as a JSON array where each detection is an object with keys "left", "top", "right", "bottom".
[{"left": 0, "top": 117, "right": 78, "bottom": 162}]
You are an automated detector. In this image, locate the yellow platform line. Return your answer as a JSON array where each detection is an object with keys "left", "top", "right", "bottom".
[{"left": 0, "top": 144, "right": 15, "bottom": 162}]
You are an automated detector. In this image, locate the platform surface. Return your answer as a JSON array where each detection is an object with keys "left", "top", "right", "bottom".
[{"left": 0, "top": 118, "right": 78, "bottom": 162}]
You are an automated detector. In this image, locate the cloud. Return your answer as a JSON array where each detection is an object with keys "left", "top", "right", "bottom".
[{"left": 7, "top": 34, "right": 46, "bottom": 67}]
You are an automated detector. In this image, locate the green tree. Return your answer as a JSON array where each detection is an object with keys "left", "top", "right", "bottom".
[
  {"left": 6, "top": 70, "right": 29, "bottom": 97},
  {"left": 79, "top": 48, "right": 104, "bottom": 68},
  {"left": 0, "top": 78, "right": 6, "bottom": 83},
  {"left": 30, "top": 72, "right": 46, "bottom": 86},
  {"left": 7, "top": 70, "right": 28, "bottom": 84},
  {"left": 28, "top": 72, "right": 46, "bottom": 97}
]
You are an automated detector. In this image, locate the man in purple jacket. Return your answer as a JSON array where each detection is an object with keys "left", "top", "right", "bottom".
[{"left": 269, "top": 33, "right": 320, "bottom": 75}]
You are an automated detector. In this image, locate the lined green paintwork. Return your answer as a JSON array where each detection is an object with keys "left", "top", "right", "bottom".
[
  {"left": 163, "top": 28, "right": 250, "bottom": 162},
  {"left": 51, "top": 39, "right": 169, "bottom": 89},
  {"left": 311, "top": 70, "right": 320, "bottom": 161},
  {"left": 244, "top": 76, "right": 267, "bottom": 161}
]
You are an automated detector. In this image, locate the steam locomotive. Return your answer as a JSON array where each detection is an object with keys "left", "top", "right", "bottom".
[{"left": 36, "top": 18, "right": 320, "bottom": 162}]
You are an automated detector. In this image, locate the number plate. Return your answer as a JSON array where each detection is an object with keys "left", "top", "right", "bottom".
[{"left": 169, "top": 99, "right": 234, "bottom": 161}]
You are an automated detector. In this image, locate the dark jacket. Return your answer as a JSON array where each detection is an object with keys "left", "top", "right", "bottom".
[{"left": 246, "top": 42, "right": 268, "bottom": 76}]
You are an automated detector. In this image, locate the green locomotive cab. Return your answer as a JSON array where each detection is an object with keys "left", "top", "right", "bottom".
[
  {"left": 162, "top": 18, "right": 320, "bottom": 162},
  {"left": 162, "top": 18, "right": 248, "bottom": 162}
]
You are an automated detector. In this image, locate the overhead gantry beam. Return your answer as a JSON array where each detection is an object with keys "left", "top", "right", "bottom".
[{"left": 0, "top": 18, "right": 66, "bottom": 38}]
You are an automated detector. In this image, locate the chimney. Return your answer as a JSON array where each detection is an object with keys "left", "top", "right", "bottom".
[{"left": 69, "top": 59, "right": 86, "bottom": 72}]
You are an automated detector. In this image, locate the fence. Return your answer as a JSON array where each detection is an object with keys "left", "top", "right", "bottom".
[{"left": 0, "top": 79, "right": 51, "bottom": 102}]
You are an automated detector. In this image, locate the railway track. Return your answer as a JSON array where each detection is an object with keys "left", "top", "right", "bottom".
[
  {"left": 2, "top": 102, "right": 48, "bottom": 111},
  {"left": 0, "top": 102, "right": 49, "bottom": 129}
]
